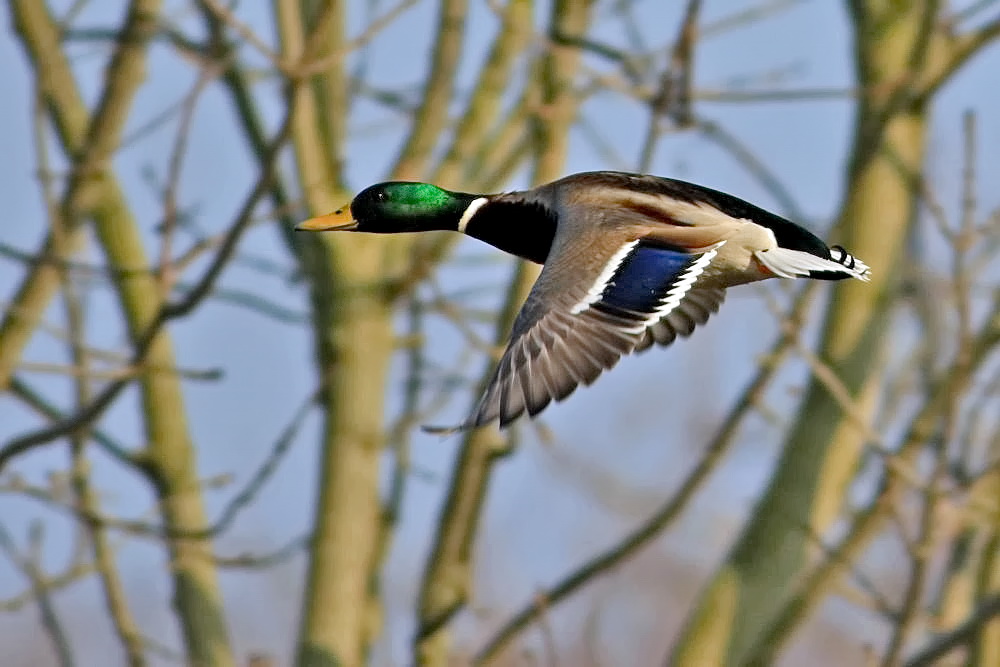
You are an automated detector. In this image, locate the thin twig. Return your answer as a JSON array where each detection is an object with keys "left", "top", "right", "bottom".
[
  {"left": 158, "top": 60, "right": 221, "bottom": 296},
  {"left": 0, "top": 522, "right": 75, "bottom": 667},
  {"left": 637, "top": 0, "right": 700, "bottom": 171},
  {"left": 16, "top": 361, "right": 222, "bottom": 382},
  {"left": 8, "top": 377, "right": 144, "bottom": 470},
  {"left": 59, "top": 270, "right": 146, "bottom": 667},
  {"left": 903, "top": 594, "right": 1000, "bottom": 666},
  {"left": 214, "top": 533, "right": 309, "bottom": 569},
  {"left": 880, "top": 457, "right": 948, "bottom": 666},
  {"left": 197, "top": 0, "right": 283, "bottom": 67}
]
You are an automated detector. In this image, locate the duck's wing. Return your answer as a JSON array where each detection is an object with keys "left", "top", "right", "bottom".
[
  {"left": 424, "top": 238, "right": 726, "bottom": 433},
  {"left": 634, "top": 287, "right": 725, "bottom": 352}
]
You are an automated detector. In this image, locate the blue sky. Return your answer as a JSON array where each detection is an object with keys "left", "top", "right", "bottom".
[{"left": 1, "top": 1, "right": 999, "bottom": 665}]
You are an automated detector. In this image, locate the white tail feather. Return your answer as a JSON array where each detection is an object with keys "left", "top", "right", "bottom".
[{"left": 755, "top": 248, "right": 870, "bottom": 281}]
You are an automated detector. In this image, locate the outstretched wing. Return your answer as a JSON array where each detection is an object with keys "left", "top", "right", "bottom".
[{"left": 426, "top": 239, "right": 725, "bottom": 433}]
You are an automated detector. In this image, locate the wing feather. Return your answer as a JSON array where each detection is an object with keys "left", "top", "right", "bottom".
[
  {"left": 425, "top": 242, "right": 725, "bottom": 432},
  {"left": 636, "top": 287, "right": 725, "bottom": 352}
]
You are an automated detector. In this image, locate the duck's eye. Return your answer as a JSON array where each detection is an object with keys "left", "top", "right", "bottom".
[{"left": 377, "top": 192, "right": 386, "bottom": 201}]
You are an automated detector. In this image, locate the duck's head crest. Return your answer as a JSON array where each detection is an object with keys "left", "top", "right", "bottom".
[{"left": 296, "top": 182, "right": 477, "bottom": 234}]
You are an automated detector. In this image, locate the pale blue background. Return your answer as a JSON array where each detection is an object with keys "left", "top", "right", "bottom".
[{"left": 1, "top": 1, "right": 998, "bottom": 664}]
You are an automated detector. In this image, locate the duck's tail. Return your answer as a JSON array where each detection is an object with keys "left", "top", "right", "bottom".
[{"left": 755, "top": 245, "right": 871, "bottom": 282}]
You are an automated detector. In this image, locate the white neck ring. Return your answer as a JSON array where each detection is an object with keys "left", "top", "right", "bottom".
[{"left": 457, "top": 197, "right": 489, "bottom": 234}]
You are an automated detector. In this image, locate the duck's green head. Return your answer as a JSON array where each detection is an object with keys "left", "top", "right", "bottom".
[{"left": 296, "top": 182, "right": 481, "bottom": 234}]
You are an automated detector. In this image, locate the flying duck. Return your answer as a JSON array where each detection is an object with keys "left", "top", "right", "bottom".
[{"left": 297, "top": 171, "right": 869, "bottom": 432}]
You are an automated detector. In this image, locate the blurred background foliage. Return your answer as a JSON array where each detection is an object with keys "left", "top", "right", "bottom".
[{"left": 0, "top": 1, "right": 998, "bottom": 665}]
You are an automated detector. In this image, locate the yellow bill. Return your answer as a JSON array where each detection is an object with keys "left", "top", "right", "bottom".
[{"left": 295, "top": 204, "right": 357, "bottom": 231}]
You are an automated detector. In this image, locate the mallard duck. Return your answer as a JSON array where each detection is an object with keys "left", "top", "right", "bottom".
[{"left": 297, "top": 171, "right": 870, "bottom": 432}]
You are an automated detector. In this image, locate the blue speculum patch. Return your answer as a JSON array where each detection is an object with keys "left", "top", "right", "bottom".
[{"left": 598, "top": 244, "right": 694, "bottom": 314}]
